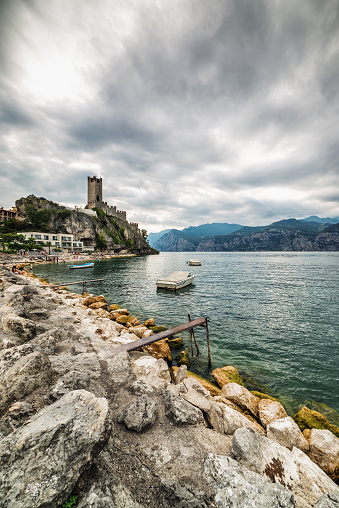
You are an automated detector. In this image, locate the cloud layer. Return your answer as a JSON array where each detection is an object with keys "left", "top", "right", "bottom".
[{"left": 1, "top": 0, "right": 339, "bottom": 231}]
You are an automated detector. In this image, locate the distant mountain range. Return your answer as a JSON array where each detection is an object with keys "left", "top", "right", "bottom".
[
  {"left": 147, "top": 222, "right": 243, "bottom": 248},
  {"left": 149, "top": 216, "right": 339, "bottom": 252}
]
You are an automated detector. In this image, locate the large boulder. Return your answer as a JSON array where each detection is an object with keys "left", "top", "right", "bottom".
[
  {"left": 49, "top": 352, "right": 101, "bottom": 378},
  {"left": 82, "top": 295, "right": 106, "bottom": 307},
  {"left": 0, "top": 343, "right": 35, "bottom": 377},
  {"left": 220, "top": 382, "right": 259, "bottom": 418},
  {"left": 267, "top": 417, "right": 309, "bottom": 452},
  {"left": 163, "top": 390, "right": 204, "bottom": 426},
  {"left": 207, "top": 402, "right": 265, "bottom": 436},
  {"left": 143, "top": 339, "right": 172, "bottom": 362},
  {"left": 258, "top": 398, "right": 288, "bottom": 428},
  {"left": 117, "top": 394, "right": 158, "bottom": 432},
  {"left": 314, "top": 492, "right": 339, "bottom": 508},
  {"left": 212, "top": 366, "right": 245, "bottom": 388},
  {"left": 0, "top": 351, "right": 52, "bottom": 411},
  {"left": 2, "top": 313, "right": 36, "bottom": 341},
  {"left": 308, "top": 429, "right": 339, "bottom": 481},
  {"left": 232, "top": 427, "right": 339, "bottom": 507},
  {"left": 131, "top": 356, "right": 171, "bottom": 389},
  {"left": 180, "top": 377, "right": 212, "bottom": 413},
  {"left": 205, "top": 454, "right": 295, "bottom": 507},
  {"left": 105, "top": 351, "right": 136, "bottom": 387},
  {"left": 293, "top": 406, "right": 339, "bottom": 438},
  {"left": 0, "top": 390, "right": 110, "bottom": 507}
]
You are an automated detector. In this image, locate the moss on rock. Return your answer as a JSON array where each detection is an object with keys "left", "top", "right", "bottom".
[
  {"left": 168, "top": 337, "right": 183, "bottom": 348},
  {"left": 149, "top": 326, "right": 167, "bottom": 333},
  {"left": 293, "top": 406, "right": 339, "bottom": 438},
  {"left": 108, "top": 304, "right": 121, "bottom": 312},
  {"left": 251, "top": 391, "right": 280, "bottom": 403},
  {"left": 212, "top": 366, "right": 246, "bottom": 388},
  {"left": 176, "top": 349, "right": 190, "bottom": 368}
]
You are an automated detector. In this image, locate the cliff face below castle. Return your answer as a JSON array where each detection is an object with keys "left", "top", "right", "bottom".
[
  {"left": 15, "top": 196, "right": 157, "bottom": 255},
  {"left": 154, "top": 220, "right": 339, "bottom": 252}
]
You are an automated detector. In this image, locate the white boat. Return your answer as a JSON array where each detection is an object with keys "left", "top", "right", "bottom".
[
  {"left": 188, "top": 259, "right": 201, "bottom": 266},
  {"left": 156, "top": 271, "right": 195, "bottom": 290},
  {"left": 68, "top": 263, "right": 94, "bottom": 269}
]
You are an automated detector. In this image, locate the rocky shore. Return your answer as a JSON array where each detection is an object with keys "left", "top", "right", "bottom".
[{"left": 0, "top": 258, "right": 339, "bottom": 507}]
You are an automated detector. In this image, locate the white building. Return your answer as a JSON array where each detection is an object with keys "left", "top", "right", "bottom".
[{"left": 22, "top": 232, "right": 83, "bottom": 252}]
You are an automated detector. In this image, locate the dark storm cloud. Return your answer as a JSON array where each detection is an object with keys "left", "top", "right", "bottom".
[{"left": 0, "top": 0, "right": 339, "bottom": 230}]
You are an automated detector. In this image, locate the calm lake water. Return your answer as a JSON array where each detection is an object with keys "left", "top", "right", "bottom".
[{"left": 33, "top": 251, "right": 339, "bottom": 415}]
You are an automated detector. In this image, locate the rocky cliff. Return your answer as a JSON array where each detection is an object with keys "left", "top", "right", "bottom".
[
  {"left": 15, "top": 195, "right": 157, "bottom": 255},
  {"left": 154, "top": 220, "right": 339, "bottom": 252}
]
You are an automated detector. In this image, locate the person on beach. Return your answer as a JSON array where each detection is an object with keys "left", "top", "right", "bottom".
[{"left": 12, "top": 265, "right": 17, "bottom": 273}]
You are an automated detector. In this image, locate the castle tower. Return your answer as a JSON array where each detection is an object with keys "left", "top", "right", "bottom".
[{"left": 87, "top": 176, "right": 102, "bottom": 209}]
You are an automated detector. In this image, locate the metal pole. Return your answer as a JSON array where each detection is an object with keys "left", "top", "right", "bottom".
[
  {"left": 188, "top": 313, "right": 200, "bottom": 356},
  {"left": 188, "top": 314, "right": 194, "bottom": 355},
  {"left": 205, "top": 318, "right": 212, "bottom": 369}
]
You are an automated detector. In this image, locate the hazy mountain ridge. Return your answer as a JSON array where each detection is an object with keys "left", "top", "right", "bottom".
[
  {"left": 147, "top": 222, "right": 242, "bottom": 247},
  {"left": 153, "top": 217, "right": 339, "bottom": 252}
]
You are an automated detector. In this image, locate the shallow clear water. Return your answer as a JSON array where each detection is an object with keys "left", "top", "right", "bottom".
[{"left": 33, "top": 252, "right": 339, "bottom": 414}]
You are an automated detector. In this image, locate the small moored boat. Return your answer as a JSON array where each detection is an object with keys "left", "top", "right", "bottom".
[
  {"left": 188, "top": 259, "right": 201, "bottom": 266},
  {"left": 68, "top": 263, "right": 94, "bottom": 269},
  {"left": 156, "top": 271, "right": 195, "bottom": 290}
]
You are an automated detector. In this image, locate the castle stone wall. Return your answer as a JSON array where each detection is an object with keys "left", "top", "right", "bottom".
[{"left": 86, "top": 175, "right": 127, "bottom": 221}]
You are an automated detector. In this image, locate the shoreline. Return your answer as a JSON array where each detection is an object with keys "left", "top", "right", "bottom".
[{"left": 0, "top": 255, "right": 339, "bottom": 506}]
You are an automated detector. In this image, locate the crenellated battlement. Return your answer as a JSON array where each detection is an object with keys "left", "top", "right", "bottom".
[{"left": 86, "top": 176, "right": 127, "bottom": 221}]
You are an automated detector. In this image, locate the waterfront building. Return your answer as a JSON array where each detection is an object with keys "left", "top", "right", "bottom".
[
  {"left": 21, "top": 232, "right": 84, "bottom": 252},
  {"left": 0, "top": 207, "right": 17, "bottom": 223}
]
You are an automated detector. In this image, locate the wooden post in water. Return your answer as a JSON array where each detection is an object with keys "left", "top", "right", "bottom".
[
  {"left": 205, "top": 318, "right": 212, "bottom": 369},
  {"left": 188, "top": 313, "right": 200, "bottom": 356}
]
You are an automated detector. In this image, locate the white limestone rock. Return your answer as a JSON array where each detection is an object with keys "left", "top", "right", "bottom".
[
  {"left": 267, "top": 416, "right": 309, "bottom": 452},
  {"left": 308, "top": 429, "right": 339, "bottom": 481},
  {"left": 220, "top": 382, "right": 259, "bottom": 417},
  {"left": 132, "top": 356, "right": 171, "bottom": 389},
  {"left": 180, "top": 377, "right": 212, "bottom": 413},
  {"left": 117, "top": 394, "right": 158, "bottom": 432},
  {"left": 0, "top": 390, "right": 110, "bottom": 507},
  {"left": 207, "top": 401, "right": 265, "bottom": 436},
  {"left": 0, "top": 351, "right": 52, "bottom": 411},
  {"left": 49, "top": 352, "right": 101, "bottom": 378},
  {"left": 232, "top": 427, "right": 339, "bottom": 508},
  {"left": 258, "top": 398, "right": 288, "bottom": 428},
  {"left": 205, "top": 454, "right": 295, "bottom": 507}
]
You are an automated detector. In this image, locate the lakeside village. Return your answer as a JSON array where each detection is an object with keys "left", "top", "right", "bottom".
[
  {"left": 1, "top": 179, "right": 339, "bottom": 507},
  {"left": 0, "top": 176, "right": 152, "bottom": 266}
]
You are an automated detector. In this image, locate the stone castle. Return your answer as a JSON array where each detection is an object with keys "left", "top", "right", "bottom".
[{"left": 85, "top": 176, "right": 139, "bottom": 230}]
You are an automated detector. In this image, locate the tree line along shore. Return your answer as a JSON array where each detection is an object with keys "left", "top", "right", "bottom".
[{"left": 0, "top": 253, "right": 339, "bottom": 507}]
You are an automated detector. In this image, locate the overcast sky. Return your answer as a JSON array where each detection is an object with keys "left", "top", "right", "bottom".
[{"left": 1, "top": 0, "right": 339, "bottom": 232}]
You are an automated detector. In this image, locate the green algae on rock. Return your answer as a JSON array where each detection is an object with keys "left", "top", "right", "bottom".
[
  {"left": 251, "top": 391, "right": 281, "bottom": 403},
  {"left": 176, "top": 349, "right": 190, "bottom": 368},
  {"left": 212, "top": 366, "right": 246, "bottom": 388},
  {"left": 293, "top": 406, "right": 339, "bottom": 438},
  {"left": 167, "top": 337, "right": 183, "bottom": 348}
]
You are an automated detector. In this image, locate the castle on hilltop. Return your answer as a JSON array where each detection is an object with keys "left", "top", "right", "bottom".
[{"left": 85, "top": 176, "right": 139, "bottom": 229}]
